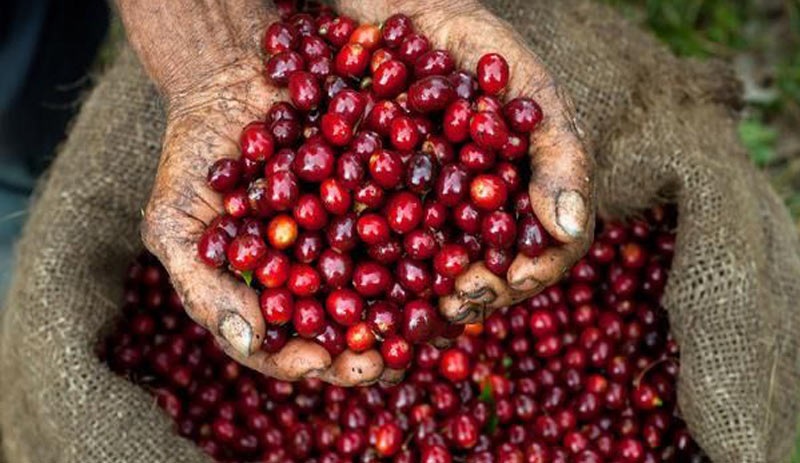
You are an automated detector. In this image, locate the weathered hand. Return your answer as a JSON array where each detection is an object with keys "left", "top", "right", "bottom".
[
  {"left": 338, "top": 0, "right": 596, "bottom": 323},
  {"left": 119, "top": 0, "right": 385, "bottom": 386}
]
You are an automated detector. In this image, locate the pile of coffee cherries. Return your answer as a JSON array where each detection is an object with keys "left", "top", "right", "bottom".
[
  {"left": 198, "top": 3, "right": 553, "bottom": 366},
  {"left": 103, "top": 207, "right": 710, "bottom": 462}
]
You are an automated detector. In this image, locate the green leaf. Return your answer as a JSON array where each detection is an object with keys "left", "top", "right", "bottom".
[
  {"left": 478, "top": 380, "right": 499, "bottom": 434},
  {"left": 479, "top": 381, "right": 494, "bottom": 404},
  {"left": 738, "top": 119, "right": 777, "bottom": 167},
  {"left": 241, "top": 270, "right": 254, "bottom": 287},
  {"left": 486, "top": 411, "right": 499, "bottom": 434}
]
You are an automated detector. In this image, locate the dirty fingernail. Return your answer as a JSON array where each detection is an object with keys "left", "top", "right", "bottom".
[
  {"left": 556, "top": 190, "right": 587, "bottom": 238},
  {"left": 454, "top": 302, "right": 483, "bottom": 323},
  {"left": 464, "top": 286, "right": 497, "bottom": 304},
  {"left": 219, "top": 312, "right": 253, "bottom": 357},
  {"left": 509, "top": 276, "right": 542, "bottom": 293}
]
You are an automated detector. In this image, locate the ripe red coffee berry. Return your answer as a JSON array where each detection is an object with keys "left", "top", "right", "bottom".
[
  {"left": 443, "top": 99, "right": 473, "bottom": 143},
  {"left": 293, "top": 298, "right": 326, "bottom": 338},
  {"left": 260, "top": 288, "right": 294, "bottom": 325},
  {"left": 381, "top": 14, "right": 413, "bottom": 48},
  {"left": 356, "top": 213, "right": 392, "bottom": 246},
  {"left": 434, "top": 244, "right": 470, "bottom": 278},
  {"left": 476, "top": 53, "right": 509, "bottom": 95},
  {"left": 321, "top": 113, "right": 353, "bottom": 146},
  {"left": 294, "top": 141, "right": 335, "bottom": 183},
  {"left": 503, "top": 97, "right": 543, "bottom": 133},
  {"left": 263, "top": 22, "right": 298, "bottom": 54},
  {"left": 197, "top": 228, "right": 231, "bottom": 268},
  {"left": 389, "top": 116, "right": 421, "bottom": 151},
  {"left": 470, "top": 174, "right": 508, "bottom": 210},
  {"left": 470, "top": 111, "right": 509, "bottom": 150},
  {"left": 287, "top": 71, "right": 321, "bottom": 111},
  {"left": 239, "top": 122, "right": 275, "bottom": 162},
  {"left": 207, "top": 159, "right": 242, "bottom": 193},
  {"left": 266, "top": 50, "right": 305, "bottom": 85},
  {"left": 385, "top": 192, "right": 423, "bottom": 234},
  {"left": 334, "top": 43, "right": 369, "bottom": 78},
  {"left": 373, "top": 60, "right": 409, "bottom": 98},
  {"left": 293, "top": 194, "right": 328, "bottom": 231},
  {"left": 346, "top": 322, "right": 376, "bottom": 352},
  {"left": 286, "top": 263, "right": 321, "bottom": 297},
  {"left": 440, "top": 348, "right": 470, "bottom": 382},
  {"left": 408, "top": 76, "right": 456, "bottom": 113},
  {"left": 326, "top": 288, "right": 365, "bottom": 326},
  {"left": 381, "top": 335, "right": 412, "bottom": 369},
  {"left": 226, "top": 234, "right": 267, "bottom": 271},
  {"left": 266, "top": 214, "right": 298, "bottom": 250},
  {"left": 255, "top": 250, "right": 290, "bottom": 288}
]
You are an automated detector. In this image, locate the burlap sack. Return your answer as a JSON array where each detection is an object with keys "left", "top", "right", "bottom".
[{"left": 1, "top": 0, "right": 798, "bottom": 462}]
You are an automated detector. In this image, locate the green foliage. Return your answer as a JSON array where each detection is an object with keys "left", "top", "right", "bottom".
[
  {"left": 738, "top": 118, "right": 777, "bottom": 167},
  {"left": 601, "top": 0, "right": 750, "bottom": 57}
]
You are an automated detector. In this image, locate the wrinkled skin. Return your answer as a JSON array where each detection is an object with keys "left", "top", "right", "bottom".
[{"left": 118, "top": 0, "right": 594, "bottom": 386}]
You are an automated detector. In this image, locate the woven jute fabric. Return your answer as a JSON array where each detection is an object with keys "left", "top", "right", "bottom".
[{"left": 1, "top": 0, "right": 799, "bottom": 462}]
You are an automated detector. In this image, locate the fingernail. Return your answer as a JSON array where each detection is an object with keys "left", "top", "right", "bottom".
[
  {"left": 219, "top": 312, "right": 253, "bottom": 357},
  {"left": 454, "top": 302, "right": 482, "bottom": 323},
  {"left": 509, "top": 276, "right": 542, "bottom": 293},
  {"left": 556, "top": 190, "right": 587, "bottom": 238},
  {"left": 463, "top": 286, "right": 497, "bottom": 304}
]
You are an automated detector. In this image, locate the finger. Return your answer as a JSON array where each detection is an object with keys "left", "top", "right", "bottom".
[
  {"left": 379, "top": 368, "right": 406, "bottom": 386},
  {"left": 507, "top": 229, "right": 594, "bottom": 293},
  {"left": 438, "top": 262, "right": 517, "bottom": 323},
  {"left": 220, "top": 338, "right": 333, "bottom": 381},
  {"left": 419, "top": 11, "right": 595, "bottom": 246},
  {"left": 430, "top": 337, "right": 455, "bottom": 349},
  {"left": 317, "top": 349, "right": 384, "bottom": 387},
  {"left": 141, "top": 168, "right": 266, "bottom": 358}
]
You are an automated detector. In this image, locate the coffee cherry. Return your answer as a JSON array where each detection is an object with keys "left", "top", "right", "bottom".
[
  {"left": 470, "top": 111, "right": 509, "bottom": 150},
  {"left": 381, "top": 14, "right": 413, "bottom": 48},
  {"left": 409, "top": 76, "right": 456, "bottom": 113},
  {"left": 325, "top": 289, "right": 365, "bottom": 326},
  {"left": 381, "top": 335, "right": 412, "bottom": 369},
  {"left": 267, "top": 214, "right": 299, "bottom": 250},
  {"left": 440, "top": 348, "right": 470, "bottom": 382},
  {"left": 321, "top": 113, "right": 353, "bottom": 146},
  {"left": 266, "top": 51, "right": 305, "bottom": 85},
  {"left": 197, "top": 228, "right": 231, "bottom": 268},
  {"left": 476, "top": 53, "right": 509, "bottom": 95},
  {"left": 385, "top": 192, "right": 423, "bottom": 234},
  {"left": 226, "top": 234, "right": 267, "bottom": 271},
  {"left": 293, "top": 298, "right": 326, "bottom": 338},
  {"left": 207, "top": 159, "right": 242, "bottom": 192},
  {"left": 288, "top": 71, "right": 322, "bottom": 110},
  {"left": 402, "top": 299, "right": 441, "bottom": 343},
  {"left": 264, "top": 22, "right": 299, "bottom": 54},
  {"left": 260, "top": 288, "right": 294, "bottom": 325},
  {"left": 503, "top": 97, "right": 543, "bottom": 133},
  {"left": 294, "top": 141, "right": 335, "bottom": 183},
  {"left": 373, "top": 60, "right": 409, "bottom": 98},
  {"left": 287, "top": 263, "right": 321, "bottom": 297},
  {"left": 356, "top": 213, "right": 391, "bottom": 246},
  {"left": 255, "top": 250, "right": 290, "bottom": 288},
  {"left": 293, "top": 194, "right": 329, "bottom": 231},
  {"left": 470, "top": 174, "right": 508, "bottom": 211},
  {"left": 433, "top": 244, "right": 470, "bottom": 278},
  {"left": 335, "top": 43, "right": 369, "bottom": 78},
  {"left": 346, "top": 322, "right": 376, "bottom": 352}
]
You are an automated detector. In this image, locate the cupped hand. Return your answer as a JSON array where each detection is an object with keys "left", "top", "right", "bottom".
[
  {"left": 338, "top": 0, "right": 596, "bottom": 323},
  {"left": 119, "top": 0, "right": 385, "bottom": 386}
]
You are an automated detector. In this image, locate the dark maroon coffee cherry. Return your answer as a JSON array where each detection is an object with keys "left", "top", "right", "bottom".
[{"left": 408, "top": 76, "right": 456, "bottom": 113}]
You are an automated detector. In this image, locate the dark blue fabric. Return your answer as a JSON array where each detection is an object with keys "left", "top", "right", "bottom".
[{"left": 0, "top": 0, "right": 109, "bottom": 298}]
